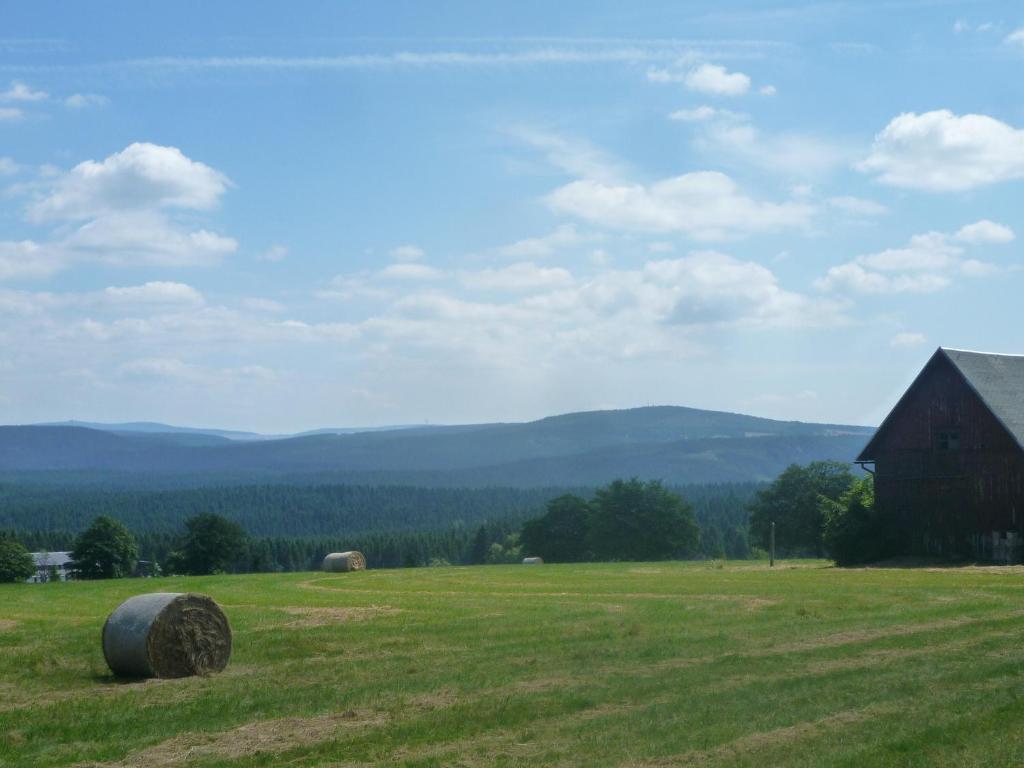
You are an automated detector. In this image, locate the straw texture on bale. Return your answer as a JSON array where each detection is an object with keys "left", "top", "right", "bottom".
[
  {"left": 322, "top": 551, "right": 367, "bottom": 572},
  {"left": 102, "top": 593, "right": 232, "bottom": 678},
  {"left": 522, "top": 556, "right": 544, "bottom": 565}
]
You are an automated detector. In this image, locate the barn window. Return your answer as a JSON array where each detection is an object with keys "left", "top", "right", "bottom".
[{"left": 936, "top": 430, "right": 960, "bottom": 452}]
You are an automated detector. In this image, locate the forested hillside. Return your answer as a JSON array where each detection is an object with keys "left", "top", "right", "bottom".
[
  {"left": 0, "top": 405, "right": 872, "bottom": 488},
  {"left": 0, "top": 405, "right": 867, "bottom": 571},
  {"left": 4, "top": 481, "right": 760, "bottom": 570}
]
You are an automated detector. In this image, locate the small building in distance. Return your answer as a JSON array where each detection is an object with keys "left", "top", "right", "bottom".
[
  {"left": 857, "top": 348, "right": 1024, "bottom": 563},
  {"left": 27, "top": 551, "right": 74, "bottom": 583}
]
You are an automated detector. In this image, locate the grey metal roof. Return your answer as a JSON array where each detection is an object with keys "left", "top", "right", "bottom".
[
  {"left": 943, "top": 348, "right": 1024, "bottom": 451},
  {"left": 857, "top": 347, "right": 1024, "bottom": 461},
  {"left": 31, "top": 551, "right": 73, "bottom": 568}
]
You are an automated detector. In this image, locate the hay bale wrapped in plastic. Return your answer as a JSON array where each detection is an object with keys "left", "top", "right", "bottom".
[
  {"left": 322, "top": 551, "right": 367, "bottom": 572},
  {"left": 102, "top": 593, "right": 232, "bottom": 678},
  {"left": 522, "top": 556, "right": 544, "bottom": 565}
]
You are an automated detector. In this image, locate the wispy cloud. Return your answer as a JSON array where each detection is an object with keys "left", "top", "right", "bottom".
[
  {"left": 64, "top": 93, "right": 108, "bottom": 109},
  {"left": 0, "top": 80, "right": 47, "bottom": 102},
  {"left": 817, "top": 221, "right": 1015, "bottom": 295},
  {"left": 508, "top": 126, "right": 627, "bottom": 183},
  {"left": 890, "top": 332, "right": 927, "bottom": 348},
  {"left": 0, "top": 38, "right": 787, "bottom": 75}
]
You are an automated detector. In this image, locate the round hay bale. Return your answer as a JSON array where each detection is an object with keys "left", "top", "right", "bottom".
[
  {"left": 102, "top": 593, "right": 232, "bottom": 679},
  {"left": 322, "top": 551, "right": 367, "bottom": 572},
  {"left": 522, "top": 556, "right": 544, "bottom": 565}
]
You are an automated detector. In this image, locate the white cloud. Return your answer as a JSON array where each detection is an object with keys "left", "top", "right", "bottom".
[
  {"left": 827, "top": 196, "right": 888, "bottom": 216},
  {"left": 62, "top": 211, "right": 237, "bottom": 266},
  {"left": 64, "top": 93, "right": 108, "bottom": 109},
  {"left": 494, "top": 224, "right": 596, "bottom": 259},
  {"left": 343, "top": 250, "right": 845, "bottom": 372},
  {"left": 954, "top": 219, "right": 1015, "bottom": 244},
  {"left": 30, "top": 142, "right": 230, "bottom": 221},
  {"left": 117, "top": 357, "right": 277, "bottom": 385},
  {"left": 890, "top": 332, "right": 927, "bottom": 348},
  {"left": 1005, "top": 28, "right": 1024, "bottom": 45},
  {"left": 0, "top": 81, "right": 47, "bottom": 102},
  {"left": 816, "top": 263, "right": 950, "bottom": 294},
  {"left": 635, "top": 251, "right": 844, "bottom": 328},
  {"left": 858, "top": 232, "right": 961, "bottom": 272},
  {"left": 102, "top": 281, "right": 204, "bottom": 306},
  {"left": 118, "top": 357, "right": 204, "bottom": 382},
  {"left": 859, "top": 110, "right": 1024, "bottom": 190},
  {"left": 0, "top": 240, "right": 61, "bottom": 280},
  {"left": 817, "top": 222, "right": 1014, "bottom": 295},
  {"left": 389, "top": 244, "right": 425, "bottom": 262},
  {"left": 379, "top": 263, "right": 443, "bottom": 280},
  {"left": 960, "top": 258, "right": 1000, "bottom": 276},
  {"left": 669, "top": 105, "right": 731, "bottom": 122},
  {"left": 646, "top": 67, "right": 686, "bottom": 84},
  {"left": 546, "top": 171, "right": 814, "bottom": 240},
  {"left": 758, "top": 84, "right": 777, "bottom": 96},
  {"left": 459, "top": 262, "right": 573, "bottom": 292},
  {"left": 684, "top": 64, "right": 751, "bottom": 96},
  {"left": 671, "top": 107, "right": 848, "bottom": 177},
  {"left": 0, "top": 107, "right": 23, "bottom": 121},
  {"left": 316, "top": 273, "right": 390, "bottom": 302},
  {"left": 693, "top": 120, "right": 848, "bottom": 176},
  {"left": 511, "top": 126, "right": 625, "bottom": 183},
  {"left": 0, "top": 157, "right": 20, "bottom": 175},
  {"left": 3, "top": 144, "right": 238, "bottom": 274},
  {"left": 257, "top": 244, "right": 289, "bottom": 262},
  {"left": 117, "top": 46, "right": 725, "bottom": 74},
  {"left": 956, "top": 20, "right": 996, "bottom": 34}
]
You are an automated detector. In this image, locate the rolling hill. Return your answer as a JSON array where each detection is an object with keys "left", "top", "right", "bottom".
[{"left": 0, "top": 406, "right": 873, "bottom": 488}]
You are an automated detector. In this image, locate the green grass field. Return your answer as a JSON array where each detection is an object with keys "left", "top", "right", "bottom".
[{"left": 3, "top": 561, "right": 1024, "bottom": 767}]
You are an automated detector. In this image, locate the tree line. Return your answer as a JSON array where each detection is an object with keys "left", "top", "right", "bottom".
[{"left": 2, "top": 468, "right": 893, "bottom": 581}]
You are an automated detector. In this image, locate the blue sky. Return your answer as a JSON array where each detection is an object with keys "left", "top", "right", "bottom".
[{"left": 0, "top": 0, "right": 1022, "bottom": 431}]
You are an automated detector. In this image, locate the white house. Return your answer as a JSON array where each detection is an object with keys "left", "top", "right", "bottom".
[{"left": 27, "top": 551, "right": 74, "bottom": 583}]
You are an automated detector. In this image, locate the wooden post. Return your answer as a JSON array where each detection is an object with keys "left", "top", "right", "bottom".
[{"left": 769, "top": 521, "right": 775, "bottom": 568}]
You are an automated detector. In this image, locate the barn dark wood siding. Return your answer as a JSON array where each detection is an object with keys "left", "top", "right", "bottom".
[{"left": 863, "top": 352, "right": 1024, "bottom": 562}]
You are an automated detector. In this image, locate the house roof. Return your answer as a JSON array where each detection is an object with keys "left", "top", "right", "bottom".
[
  {"left": 31, "top": 551, "right": 73, "bottom": 568},
  {"left": 857, "top": 348, "right": 1024, "bottom": 462}
]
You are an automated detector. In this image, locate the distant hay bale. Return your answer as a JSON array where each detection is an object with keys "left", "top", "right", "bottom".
[
  {"left": 322, "top": 551, "right": 367, "bottom": 572},
  {"left": 522, "top": 556, "right": 544, "bottom": 565},
  {"left": 102, "top": 593, "right": 232, "bottom": 679}
]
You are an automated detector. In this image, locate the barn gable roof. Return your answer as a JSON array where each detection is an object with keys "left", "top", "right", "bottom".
[{"left": 857, "top": 347, "right": 1024, "bottom": 462}]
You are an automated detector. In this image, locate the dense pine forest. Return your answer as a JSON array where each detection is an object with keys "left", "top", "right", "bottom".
[{"left": 3, "top": 481, "right": 760, "bottom": 571}]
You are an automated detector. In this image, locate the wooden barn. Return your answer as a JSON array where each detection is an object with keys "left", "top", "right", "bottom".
[{"left": 857, "top": 348, "right": 1024, "bottom": 562}]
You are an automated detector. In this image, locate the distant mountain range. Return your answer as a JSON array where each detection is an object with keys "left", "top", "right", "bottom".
[
  {"left": 1, "top": 406, "right": 874, "bottom": 488},
  {"left": 37, "top": 420, "right": 416, "bottom": 442}
]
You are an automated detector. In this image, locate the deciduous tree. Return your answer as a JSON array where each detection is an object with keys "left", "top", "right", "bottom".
[
  {"left": 748, "top": 461, "right": 855, "bottom": 557},
  {"left": 167, "top": 513, "right": 248, "bottom": 575},
  {"left": 519, "top": 494, "right": 592, "bottom": 562},
  {"left": 587, "top": 479, "right": 699, "bottom": 561},
  {"left": 0, "top": 533, "right": 36, "bottom": 583},
  {"left": 71, "top": 516, "right": 138, "bottom": 579}
]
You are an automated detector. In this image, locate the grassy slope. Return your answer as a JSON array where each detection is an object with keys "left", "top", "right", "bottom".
[{"left": 2, "top": 561, "right": 1024, "bottom": 767}]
